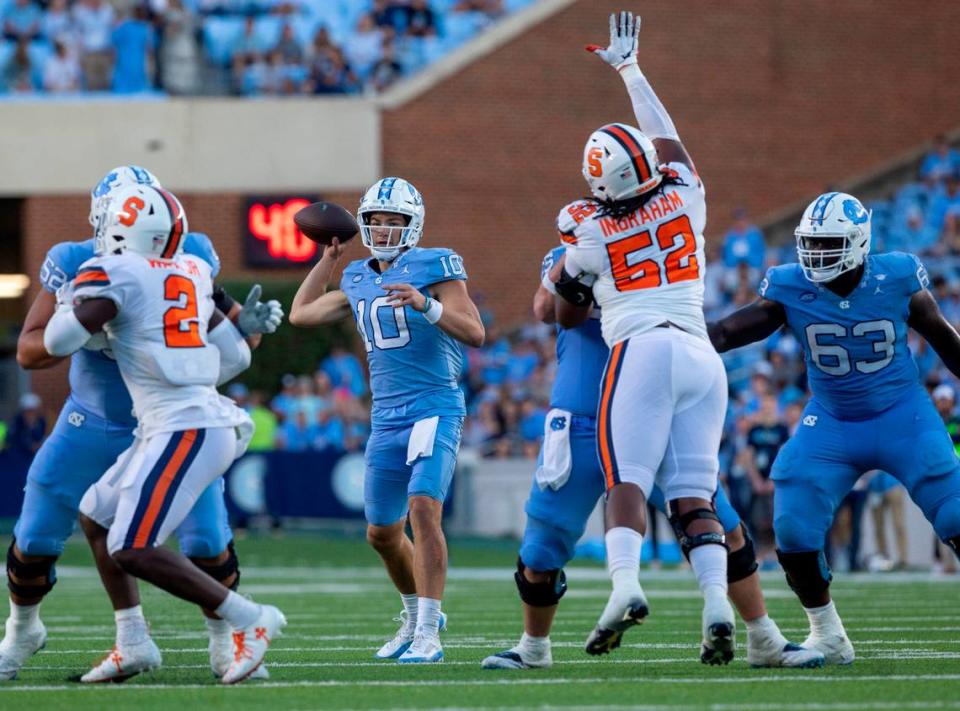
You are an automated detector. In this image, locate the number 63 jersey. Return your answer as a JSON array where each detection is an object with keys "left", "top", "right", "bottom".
[
  {"left": 759, "top": 251, "right": 928, "bottom": 421},
  {"left": 71, "top": 252, "right": 248, "bottom": 438},
  {"left": 559, "top": 161, "right": 708, "bottom": 346}
]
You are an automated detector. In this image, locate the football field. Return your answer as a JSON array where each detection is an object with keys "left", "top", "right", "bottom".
[{"left": 2, "top": 533, "right": 959, "bottom": 711}]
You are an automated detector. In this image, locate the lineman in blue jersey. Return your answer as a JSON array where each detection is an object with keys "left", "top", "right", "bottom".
[
  {"left": 481, "top": 247, "right": 822, "bottom": 670},
  {"left": 1, "top": 166, "right": 282, "bottom": 682},
  {"left": 709, "top": 191, "right": 960, "bottom": 665},
  {"left": 291, "top": 177, "right": 485, "bottom": 664}
]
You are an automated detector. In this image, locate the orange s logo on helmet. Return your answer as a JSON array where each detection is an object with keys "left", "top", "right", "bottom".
[
  {"left": 587, "top": 148, "right": 603, "bottom": 177},
  {"left": 117, "top": 196, "right": 146, "bottom": 227}
]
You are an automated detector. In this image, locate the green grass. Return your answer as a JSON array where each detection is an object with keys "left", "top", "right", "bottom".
[{"left": 2, "top": 533, "right": 960, "bottom": 710}]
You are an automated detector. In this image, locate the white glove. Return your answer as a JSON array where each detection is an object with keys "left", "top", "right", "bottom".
[
  {"left": 236, "top": 284, "right": 284, "bottom": 336},
  {"left": 586, "top": 11, "right": 639, "bottom": 71}
]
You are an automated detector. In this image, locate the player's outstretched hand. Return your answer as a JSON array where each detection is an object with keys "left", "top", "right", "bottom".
[
  {"left": 586, "top": 11, "right": 639, "bottom": 70},
  {"left": 382, "top": 283, "right": 427, "bottom": 312},
  {"left": 237, "top": 284, "right": 285, "bottom": 336}
]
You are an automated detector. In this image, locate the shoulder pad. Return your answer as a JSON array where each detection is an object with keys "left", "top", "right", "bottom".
[
  {"left": 183, "top": 232, "right": 221, "bottom": 278},
  {"left": 541, "top": 246, "right": 566, "bottom": 279},
  {"left": 877, "top": 251, "right": 929, "bottom": 293},
  {"left": 40, "top": 239, "right": 96, "bottom": 292},
  {"left": 409, "top": 247, "right": 467, "bottom": 283},
  {"left": 556, "top": 200, "right": 600, "bottom": 239},
  {"left": 758, "top": 263, "right": 802, "bottom": 302}
]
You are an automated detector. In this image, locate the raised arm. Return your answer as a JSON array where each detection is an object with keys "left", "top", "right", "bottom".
[
  {"left": 908, "top": 289, "right": 960, "bottom": 377},
  {"left": 707, "top": 298, "right": 787, "bottom": 353},
  {"left": 290, "top": 239, "right": 352, "bottom": 327},
  {"left": 587, "top": 11, "right": 695, "bottom": 173}
]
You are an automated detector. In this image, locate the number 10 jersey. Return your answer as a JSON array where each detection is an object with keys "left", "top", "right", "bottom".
[
  {"left": 759, "top": 252, "right": 929, "bottom": 421},
  {"left": 558, "top": 161, "right": 708, "bottom": 346},
  {"left": 73, "top": 251, "right": 248, "bottom": 438}
]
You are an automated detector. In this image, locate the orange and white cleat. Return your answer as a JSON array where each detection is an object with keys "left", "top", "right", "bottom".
[
  {"left": 77, "top": 639, "right": 161, "bottom": 683},
  {"left": 221, "top": 605, "right": 286, "bottom": 685}
]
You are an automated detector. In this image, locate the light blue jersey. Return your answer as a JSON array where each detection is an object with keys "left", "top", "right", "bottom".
[
  {"left": 760, "top": 252, "right": 927, "bottom": 421},
  {"left": 341, "top": 247, "right": 467, "bottom": 428},
  {"left": 39, "top": 234, "right": 221, "bottom": 426}
]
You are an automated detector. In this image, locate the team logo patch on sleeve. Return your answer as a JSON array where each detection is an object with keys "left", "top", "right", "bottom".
[{"left": 74, "top": 267, "right": 111, "bottom": 288}]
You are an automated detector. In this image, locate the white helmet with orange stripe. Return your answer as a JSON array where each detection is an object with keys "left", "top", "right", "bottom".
[
  {"left": 96, "top": 184, "right": 188, "bottom": 259},
  {"left": 582, "top": 123, "right": 662, "bottom": 202}
]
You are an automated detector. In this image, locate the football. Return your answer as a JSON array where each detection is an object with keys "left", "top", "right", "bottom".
[{"left": 293, "top": 201, "right": 359, "bottom": 245}]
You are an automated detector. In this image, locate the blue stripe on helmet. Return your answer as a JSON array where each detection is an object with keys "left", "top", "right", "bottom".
[
  {"left": 377, "top": 177, "right": 398, "bottom": 200},
  {"left": 128, "top": 166, "right": 152, "bottom": 184},
  {"left": 810, "top": 191, "right": 839, "bottom": 224}
]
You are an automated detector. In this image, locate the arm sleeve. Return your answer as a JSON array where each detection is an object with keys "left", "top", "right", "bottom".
[
  {"left": 208, "top": 318, "right": 252, "bottom": 385},
  {"left": 619, "top": 64, "right": 679, "bottom": 141}
]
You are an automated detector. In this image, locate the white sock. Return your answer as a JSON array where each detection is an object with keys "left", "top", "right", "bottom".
[
  {"left": 9, "top": 600, "right": 40, "bottom": 628},
  {"left": 400, "top": 593, "right": 418, "bottom": 629},
  {"left": 415, "top": 597, "right": 442, "bottom": 637},
  {"left": 518, "top": 631, "right": 549, "bottom": 655},
  {"left": 689, "top": 544, "right": 728, "bottom": 595},
  {"left": 605, "top": 527, "right": 642, "bottom": 590},
  {"left": 804, "top": 601, "right": 845, "bottom": 638},
  {"left": 745, "top": 614, "right": 785, "bottom": 646},
  {"left": 205, "top": 616, "right": 231, "bottom": 639},
  {"left": 115, "top": 605, "right": 149, "bottom": 647},
  {"left": 214, "top": 591, "right": 260, "bottom": 629}
]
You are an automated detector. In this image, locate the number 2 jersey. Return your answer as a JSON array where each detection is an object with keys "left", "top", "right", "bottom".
[
  {"left": 759, "top": 252, "right": 929, "bottom": 421},
  {"left": 559, "top": 161, "right": 708, "bottom": 346},
  {"left": 39, "top": 235, "right": 220, "bottom": 428},
  {"left": 71, "top": 251, "right": 249, "bottom": 438},
  {"left": 340, "top": 247, "right": 467, "bottom": 429}
]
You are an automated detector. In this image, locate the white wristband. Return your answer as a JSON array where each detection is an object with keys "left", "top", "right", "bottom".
[
  {"left": 43, "top": 307, "right": 92, "bottom": 357},
  {"left": 541, "top": 272, "right": 557, "bottom": 295},
  {"left": 420, "top": 296, "right": 444, "bottom": 324}
]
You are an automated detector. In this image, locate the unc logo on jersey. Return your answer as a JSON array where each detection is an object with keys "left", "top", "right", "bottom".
[
  {"left": 67, "top": 411, "right": 85, "bottom": 428},
  {"left": 839, "top": 300, "right": 850, "bottom": 310},
  {"left": 803, "top": 415, "right": 818, "bottom": 427},
  {"left": 550, "top": 416, "right": 568, "bottom": 431},
  {"left": 843, "top": 199, "right": 869, "bottom": 225}
]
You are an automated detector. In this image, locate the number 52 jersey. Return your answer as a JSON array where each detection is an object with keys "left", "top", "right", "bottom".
[
  {"left": 71, "top": 251, "right": 249, "bottom": 438},
  {"left": 559, "top": 161, "right": 708, "bottom": 346},
  {"left": 759, "top": 252, "right": 928, "bottom": 421}
]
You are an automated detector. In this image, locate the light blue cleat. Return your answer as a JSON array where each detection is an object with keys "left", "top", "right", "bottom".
[{"left": 397, "top": 632, "right": 444, "bottom": 664}]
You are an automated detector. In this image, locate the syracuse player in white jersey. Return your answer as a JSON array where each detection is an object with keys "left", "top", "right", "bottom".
[
  {"left": 553, "top": 12, "right": 735, "bottom": 659},
  {"left": 41, "top": 184, "right": 286, "bottom": 684}
]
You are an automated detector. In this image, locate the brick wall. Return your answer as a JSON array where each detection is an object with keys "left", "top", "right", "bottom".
[{"left": 20, "top": 0, "right": 960, "bottom": 411}]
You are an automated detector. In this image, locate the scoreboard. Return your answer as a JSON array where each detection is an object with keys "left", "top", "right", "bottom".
[{"left": 245, "top": 196, "right": 320, "bottom": 267}]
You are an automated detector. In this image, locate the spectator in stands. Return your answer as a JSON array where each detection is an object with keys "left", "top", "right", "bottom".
[
  {"left": 42, "top": 38, "right": 81, "bottom": 92},
  {"left": 920, "top": 134, "right": 960, "bottom": 182},
  {"left": 722, "top": 206, "right": 766, "bottom": 270},
  {"left": 889, "top": 205, "right": 938, "bottom": 254},
  {"left": 320, "top": 345, "right": 366, "bottom": 398},
  {"left": 111, "top": 5, "right": 155, "bottom": 93},
  {"left": 258, "top": 49, "right": 291, "bottom": 95},
  {"left": 868, "top": 471, "right": 908, "bottom": 571},
  {"left": 944, "top": 206, "right": 960, "bottom": 256},
  {"left": 274, "top": 23, "right": 302, "bottom": 65},
  {"left": 274, "top": 409, "right": 322, "bottom": 451},
  {"left": 932, "top": 384, "right": 960, "bottom": 573},
  {"left": 42, "top": 0, "right": 74, "bottom": 47},
  {"left": 463, "top": 397, "right": 503, "bottom": 452},
  {"left": 1, "top": 37, "right": 34, "bottom": 92},
  {"left": 371, "top": 0, "right": 405, "bottom": 32},
  {"left": 230, "top": 15, "right": 260, "bottom": 79},
  {"left": 159, "top": 0, "right": 200, "bottom": 95},
  {"left": 452, "top": 0, "right": 504, "bottom": 21},
  {"left": 405, "top": 0, "right": 437, "bottom": 38},
  {"left": 517, "top": 398, "right": 546, "bottom": 458},
  {"left": 270, "top": 372, "right": 298, "bottom": 423},
  {"left": 8, "top": 393, "right": 46, "bottom": 457},
  {"left": 744, "top": 394, "right": 788, "bottom": 564},
  {"left": 245, "top": 390, "right": 278, "bottom": 452},
  {"left": 366, "top": 37, "right": 402, "bottom": 93},
  {"left": 344, "top": 13, "right": 384, "bottom": 80},
  {"left": 73, "top": 0, "right": 115, "bottom": 91},
  {"left": 306, "top": 45, "right": 355, "bottom": 94},
  {"left": 2, "top": 0, "right": 42, "bottom": 42}
]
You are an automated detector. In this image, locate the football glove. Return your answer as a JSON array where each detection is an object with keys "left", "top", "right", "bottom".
[
  {"left": 586, "top": 11, "right": 639, "bottom": 71},
  {"left": 236, "top": 284, "right": 284, "bottom": 336}
]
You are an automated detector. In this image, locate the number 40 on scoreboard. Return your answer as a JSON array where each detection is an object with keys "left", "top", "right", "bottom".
[{"left": 245, "top": 196, "right": 321, "bottom": 267}]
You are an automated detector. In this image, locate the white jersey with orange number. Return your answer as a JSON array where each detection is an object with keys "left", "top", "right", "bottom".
[
  {"left": 559, "top": 161, "right": 708, "bottom": 346},
  {"left": 71, "top": 251, "right": 250, "bottom": 438}
]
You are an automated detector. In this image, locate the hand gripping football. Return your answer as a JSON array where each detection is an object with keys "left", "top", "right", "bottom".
[{"left": 293, "top": 202, "right": 359, "bottom": 245}]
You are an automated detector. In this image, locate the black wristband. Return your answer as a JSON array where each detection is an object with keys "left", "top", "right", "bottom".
[{"left": 212, "top": 283, "right": 238, "bottom": 313}]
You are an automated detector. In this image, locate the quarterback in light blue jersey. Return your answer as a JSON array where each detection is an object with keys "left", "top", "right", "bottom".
[
  {"left": 710, "top": 190, "right": 960, "bottom": 665},
  {"left": 291, "top": 177, "right": 485, "bottom": 664},
  {"left": 481, "top": 247, "right": 822, "bottom": 670},
  {"left": 1, "top": 166, "right": 282, "bottom": 683}
]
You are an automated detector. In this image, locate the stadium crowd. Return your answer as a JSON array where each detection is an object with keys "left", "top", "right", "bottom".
[{"left": 0, "top": 0, "right": 525, "bottom": 95}]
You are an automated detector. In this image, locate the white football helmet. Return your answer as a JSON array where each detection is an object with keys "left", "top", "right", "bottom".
[
  {"left": 357, "top": 177, "right": 425, "bottom": 261},
  {"left": 96, "top": 184, "right": 188, "bottom": 259},
  {"left": 795, "top": 192, "right": 871, "bottom": 283},
  {"left": 89, "top": 165, "right": 161, "bottom": 243},
  {"left": 582, "top": 123, "right": 662, "bottom": 202}
]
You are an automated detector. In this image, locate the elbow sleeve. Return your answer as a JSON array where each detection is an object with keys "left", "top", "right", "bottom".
[
  {"left": 43, "top": 307, "right": 92, "bottom": 357},
  {"left": 209, "top": 319, "right": 252, "bottom": 385},
  {"left": 620, "top": 64, "right": 679, "bottom": 141}
]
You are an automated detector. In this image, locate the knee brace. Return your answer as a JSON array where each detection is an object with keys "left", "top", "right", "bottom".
[
  {"left": 189, "top": 540, "right": 240, "bottom": 591},
  {"left": 669, "top": 507, "right": 727, "bottom": 560},
  {"left": 514, "top": 557, "right": 567, "bottom": 607},
  {"left": 7, "top": 540, "right": 57, "bottom": 600},
  {"left": 727, "top": 524, "right": 759, "bottom": 584},
  {"left": 776, "top": 549, "right": 832, "bottom": 604}
]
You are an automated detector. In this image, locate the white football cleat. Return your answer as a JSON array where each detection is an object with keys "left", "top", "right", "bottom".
[
  {"left": 700, "top": 593, "right": 736, "bottom": 666},
  {"left": 78, "top": 638, "right": 161, "bottom": 683},
  {"left": 803, "top": 632, "right": 855, "bottom": 665},
  {"left": 585, "top": 586, "right": 649, "bottom": 656},
  {"left": 0, "top": 617, "right": 47, "bottom": 681},
  {"left": 397, "top": 632, "right": 443, "bottom": 664},
  {"left": 221, "top": 605, "right": 286, "bottom": 685},
  {"left": 481, "top": 645, "right": 552, "bottom": 670},
  {"left": 375, "top": 610, "right": 447, "bottom": 660},
  {"left": 747, "top": 638, "right": 825, "bottom": 669},
  {"left": 210, "top": 627, "right": 269, "bottom": 679}
]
